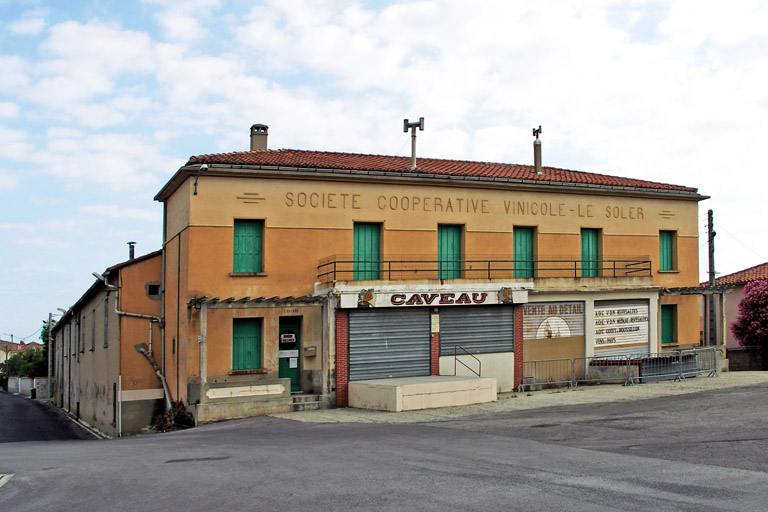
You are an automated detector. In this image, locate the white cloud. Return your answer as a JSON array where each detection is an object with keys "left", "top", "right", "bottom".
[
  {"left": 79, "top": 205, "right": 161, "bottom": 222},
  {"left": 8, "top": 8, "right": 49, "bottom": 36},
  {"left": 0, "top": 103, "right": 20, "bottom": 118},
  {"left": 0, "top": 170, "right": 19, "bottom": 190}
]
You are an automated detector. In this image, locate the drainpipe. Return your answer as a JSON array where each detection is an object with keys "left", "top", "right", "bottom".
[{"left": 93, "top": 271, "right": 170, "bottom": 411}]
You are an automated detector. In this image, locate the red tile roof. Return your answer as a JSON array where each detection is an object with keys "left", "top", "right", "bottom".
[
  {"left": 186, "top": 149, "right": 698, "bottom": 193},
  {"left": 713, "top": 262, "right": 768, "bottom": 286}
]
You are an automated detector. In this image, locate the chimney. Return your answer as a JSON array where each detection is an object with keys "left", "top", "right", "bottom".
[
  {"left": 250, "top": 124, "right": 269, "bottom": 151},
  {"left": 533, "top": 125, "right": 542, "bottom": 175},
  {"left": 128, "top": 241, "right": 136, "bottom": 260}
]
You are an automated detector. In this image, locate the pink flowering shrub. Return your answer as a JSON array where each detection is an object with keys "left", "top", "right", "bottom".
[{"left": 731, "top": 280, "right": 768, "bottom": 350}]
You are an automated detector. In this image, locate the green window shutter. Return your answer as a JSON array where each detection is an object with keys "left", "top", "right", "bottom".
[
  {"left": 438, "top": 225, "right": 462, "bottom": 279},
  {"left": 353, "top": 223, "right": 381, "bottom": 280},
  {"left": 233, "top": 220, "right": 263, "bottom": 273},
  {"left": 514, "top": 227, "right": 534, "bottom": 278},
  {"left": 659, "top": 231, "right": 674, "bottom": 271},
  {"left": 661, "top": 305, "right": 675, "bottom": 345},
  {"left": 581, "top": 228, "right": 599, "bottom": 277},
  {"left": 232, "top": 318, "right": 262, "bottom": 370}
]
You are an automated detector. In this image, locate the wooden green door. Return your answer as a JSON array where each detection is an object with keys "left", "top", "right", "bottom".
[
  {"left": 233, "top": 220, "right": 263, "bottom": 273},
  {"left": 514, "top": 227, "right": 534, "bottom": 278},
  {"left": 659, "top": 231, "right": 674, "bottom": 271},
  {"left": 661, "top": 305, "right": 675, "bottom": 345},
  {"left": 232, "top": 318, "right": 262, "bottom": 370},
  {"left": 438, "top": 225, "right": 462, "bottom": 279},
  {"left": 353, "top": 223, "right": 380, "bottom": 280},
  {"left": 581, "top": 228, "right": 600, "bottom": 277},
  {"left": 278, "top": 317, "right": 301, "bottom": 392}
]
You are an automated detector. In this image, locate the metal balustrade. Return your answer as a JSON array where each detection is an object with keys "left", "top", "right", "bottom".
[{"left": 318, "top": 255, "right": 652, "bottom": 282}]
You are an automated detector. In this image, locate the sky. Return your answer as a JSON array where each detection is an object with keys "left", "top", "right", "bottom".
[{"left": 2, "top": 0, "right": 767, "bottom": 343}]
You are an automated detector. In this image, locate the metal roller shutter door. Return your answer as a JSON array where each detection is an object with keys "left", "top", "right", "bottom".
[
  {"left": 593, "top": 301, "right": 650, "bottom": 357},
  {"left": 348, "top": 308, "right": 431, "bottom": 381},
  {"left": 440, "top": 306, "right": 515, "bottom": 355}
]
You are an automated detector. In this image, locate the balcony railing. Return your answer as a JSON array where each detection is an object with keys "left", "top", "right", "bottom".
[{"left": 317, "top": 255, "right": 652, "bottom": 282}]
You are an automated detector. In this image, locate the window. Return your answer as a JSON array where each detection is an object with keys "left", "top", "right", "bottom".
[
  {"left": 146, "top": 282, "right": 161, "bottom": 300},
  {"left": 90, "top": 309, "right": 95, "bottom": 351},
  {"left": 438, "top": 225, "right": 462, "bottom": 279},
  {"left": 353, "top": 223, "right": 381, "bottom": 280},
  {"left": 661, "top": 305, "right": 676, "bottom": 345},
  {"left": 233, "top": 220, "right": 264, "bottom": 273},
  {"left": 103, "top": 296, "right": 109, "bottom": 348},
  {"left": 514, "top": 227, "right": 535, "bottom": 278},
  {"left": 581, "top": 228, "right": 601, "bottom": 277},
  {"left": 232, "top": 318, "right": 262, "bottom": 371},
  {"left": 659, "top": 231, "right": 676, "bottom": 271}
]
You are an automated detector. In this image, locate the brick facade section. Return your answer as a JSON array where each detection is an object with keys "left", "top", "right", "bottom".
[
  {"left": 335, "top": 309, "right": 349, "bottom": 407},
  {"left": 514, "top": 304, "right": 524, "bottom": 390},
  {"left": 430, "top": 330, "right": 440, "bottom": 377}
]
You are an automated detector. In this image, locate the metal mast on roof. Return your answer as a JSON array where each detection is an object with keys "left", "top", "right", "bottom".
[
  {"left": 533, "top": 125, "right": 542, "bottom": 175},
  {"left": 403, "top": 117, "right": 425, "bottom": 170}
]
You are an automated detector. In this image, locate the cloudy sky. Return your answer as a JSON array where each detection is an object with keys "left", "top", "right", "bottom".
[{"left": 2, "top": 0, "right": 767, "bottom": 342}]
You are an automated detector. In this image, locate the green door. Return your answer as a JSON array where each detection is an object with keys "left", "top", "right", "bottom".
[
  {"left": 514, "top": 227, "right": 534, "bottom": 278},
  {"left": 438, "top": 225, "right": 462, "bottom": 279},
  {"left": 659, "top": 231, "right": 674, "bottom": 271},
  {"left": 232, "top": 318, "right": 262, "bottom": 370},
  {"left": 661, "top": 305, "right": 675, "bottom": 345},
  {"left": 233, "top": 220, "right": 263, "bottom": 273},
  {"left": 278, "top": 317, "right": 301, "bottom": 392},
  {"left": 581, "top": 228, "right": 600, "bottom": 277},
  {"left": 353, "top": 223, "right": 380, "bottom": 280}
]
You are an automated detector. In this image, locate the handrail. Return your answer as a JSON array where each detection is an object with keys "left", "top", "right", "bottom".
[
  {"left": 318, "top": 255, "right": 652, "bottom": 282},
  {"left": 453, "top": 344, "right": 481, "bottom": 378}
]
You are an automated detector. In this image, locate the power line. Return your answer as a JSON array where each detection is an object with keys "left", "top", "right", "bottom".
[{"left": 714, "top": 221, "right": 768, "bottom": 261}]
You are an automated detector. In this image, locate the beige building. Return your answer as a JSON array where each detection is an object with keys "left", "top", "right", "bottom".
[
  {"left": 152, "top": 125, "right": 706, "bottom": 419},
  {"left": 51, "top": 251, "right": 165, "bottom": 436}
]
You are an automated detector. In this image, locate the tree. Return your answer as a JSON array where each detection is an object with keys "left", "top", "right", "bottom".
[
  {"left": 731, "top": 280, "right": 768, "bottom": 352},
  {"left": 0, "top": 348, "right": 46, "bottom": 378},
  {"left": 0, "top": 319, "right": 53, "bottom": 379}
]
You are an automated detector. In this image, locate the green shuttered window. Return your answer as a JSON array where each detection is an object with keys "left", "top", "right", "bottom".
[
  {"left": 514, "top": 227, "right": 534, "bottom": 278},
  {"left": 233, "top": 220, "right": 264, "bottom": 273},
  {"left": 353, "top": 223, "right": 381, "bottom": 280},
  {"left": 659, "top": 231, "right": 675, "bottom": 271},
  {"left": 661, "top": 305, "right": 676, "bottom": 345},
  {"left": 438, "top": 225, "right": 462, "bottom": 279},
  {"left": 232, "top": 318, "right": 262, "bottom": 370},
  {"left": 581, "top": 228, "right": 600, "bottom": 277}
]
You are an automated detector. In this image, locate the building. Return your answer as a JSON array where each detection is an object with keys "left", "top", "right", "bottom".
[
  {"left": 703, "top": 262, "right": 768, "bottom": 370},
  {"left": 51, "top": 250, "right": 165, "bottom": 436},
  {"left": 149, "top": 124, "right": 706, "bottom": 421},
  {"left": 1, "top": 339, "right": 43, "bottom": 366}
]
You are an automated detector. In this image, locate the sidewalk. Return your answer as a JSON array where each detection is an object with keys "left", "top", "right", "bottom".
[{"left": 273, "top": 371, "right": 768, "bottom": 424}]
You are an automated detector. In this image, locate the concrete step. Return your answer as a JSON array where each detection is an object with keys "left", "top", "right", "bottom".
[{"left": 291, "top": 394, "right": 323, "bottom": 412}]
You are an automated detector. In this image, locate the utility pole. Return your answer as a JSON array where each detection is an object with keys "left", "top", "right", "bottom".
[
  {"left": 48, "top": 312, "right": 53, "bottom": 399},
  {"left": 708, "top": 209, "right": 717, "bottom": 346}
]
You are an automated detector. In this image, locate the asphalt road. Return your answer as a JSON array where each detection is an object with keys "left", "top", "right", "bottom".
[
  {"left": 422, "top": 382, "right": 768, "bottom": 473},
  {"left": 1, "top": 385, "right": 768, "bottom": 511},
  {"left": 0, "top": 392, "right": 94, "bottom": 443}
]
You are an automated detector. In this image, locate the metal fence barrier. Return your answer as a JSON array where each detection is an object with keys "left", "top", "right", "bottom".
[
  {"left": 573, "top": 355, "right": 633, "bottom": 388},
  {"left": 521, "top": 348, "right": 719, "bottom": 391},
  {"left": 520, "top": 358, "right": 574, "bottom": 391},
  {"left": 682, "top": 347, "right": 719, "bottom": 377}
]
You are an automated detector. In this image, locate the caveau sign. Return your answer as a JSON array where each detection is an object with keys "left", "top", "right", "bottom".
[
  {"left": 390, "top": 292, "right": 488, "bottom": 306},
  {"left": 340, "top": 287, "right": 526, "bottom": 309}
]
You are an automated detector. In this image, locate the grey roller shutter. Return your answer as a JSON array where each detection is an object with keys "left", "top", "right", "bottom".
[
  {"left": 593, "top": 300, "right": 650, "bottom": 357},
  {"left": 440, "top": 306, "right": 515, "bottom": 356},
  {"left": 348, "top": 308, "right": 431, "bottom": 381}
]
